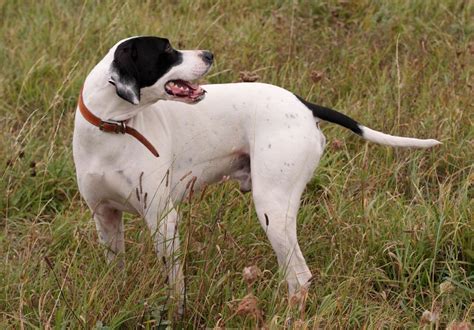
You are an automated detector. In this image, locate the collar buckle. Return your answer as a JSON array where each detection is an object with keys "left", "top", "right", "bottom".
[{"left": 99, "top": 120, "right": 127, "bottom": 134}]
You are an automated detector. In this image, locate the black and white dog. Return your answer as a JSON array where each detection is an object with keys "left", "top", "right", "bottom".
[{"left": 73, "top": 36, "right": 440, "bottom": 307}]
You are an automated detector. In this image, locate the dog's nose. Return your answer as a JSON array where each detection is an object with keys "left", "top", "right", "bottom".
[{"left": 200, "top": 51, "right": 214, "bottom": 65}]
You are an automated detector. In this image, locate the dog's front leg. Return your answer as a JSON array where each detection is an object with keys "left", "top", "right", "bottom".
[
  {"left": 145, "top": 204, "right": 185, "bottom": 315},
  {"left": 159, "top": 207, "right": 185, "bottom": 313},
  {"left": 93, "top": 204, "right": 125, "bottom": 268}
]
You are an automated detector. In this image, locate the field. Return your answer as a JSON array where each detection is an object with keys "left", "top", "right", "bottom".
[{"left": 1, "top": 0, "right": 473, "bottom": 328}]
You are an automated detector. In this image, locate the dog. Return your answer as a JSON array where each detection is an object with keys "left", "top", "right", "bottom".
[{"left": 73, "top": 36, "right": 440, "bottom": 310}]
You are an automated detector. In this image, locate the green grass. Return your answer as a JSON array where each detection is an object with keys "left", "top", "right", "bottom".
[{"left": 1, "top": 0, "right": 473, "bottom": 328}]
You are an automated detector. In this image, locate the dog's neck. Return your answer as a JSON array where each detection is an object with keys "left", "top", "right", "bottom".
[{"left": 81, "top": 51, "right": 153, "bottom": 122}]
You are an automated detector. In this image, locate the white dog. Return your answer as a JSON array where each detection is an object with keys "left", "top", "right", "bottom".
[{"left": 73, "top": 36, "right": 440, "bottom": 309}]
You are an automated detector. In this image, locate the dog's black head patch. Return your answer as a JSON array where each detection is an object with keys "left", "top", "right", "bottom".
[{"left": 110, "top": 36, "right": 182, "bottom": 104}]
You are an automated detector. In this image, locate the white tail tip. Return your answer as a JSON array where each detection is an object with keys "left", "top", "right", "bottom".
[{"left": 360, "top": 126, "right": 441, "bottom": 148}]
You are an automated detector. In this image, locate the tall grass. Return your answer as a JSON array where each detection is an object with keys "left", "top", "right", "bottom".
[{"left": 1, "top": 0, "right": 472, "bottom": 328}]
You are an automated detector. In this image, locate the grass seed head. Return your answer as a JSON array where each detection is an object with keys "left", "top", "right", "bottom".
[
  {"left": 242, "top": 265, "right": 262, "bottom": 286},
  {"left": 447, "top": 321, "right": 472, "bottom": 330},
  {"left": 236, "top": 293, "right": 259, "bottom": 316},
  {"left": 439, "top": 281, "right": 455, "bottom": 295},
  {"left": 236, "top": 293, "right": 265, "bottom": 325},
  {"left": 420, "top": 308, "right": 440, "bottom": 326},
  {"left": 292, "top": 319, "right": 307, "bottom": 329},
  {"left": 310, "top": 70, "right": 324, "bottom": 83},
  {"left": 289, "top": 286, "right": 308, "bottom": 309},
  {"left": 331, "top": 139, "right": 344, "bottom": 150},
  {"left": 239, "top": 71, "right": 260, "bottom": 82}
]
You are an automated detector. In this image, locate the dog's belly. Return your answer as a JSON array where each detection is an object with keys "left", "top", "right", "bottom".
[{"left": 168, "top": 151, "right": 250, "bottom": 200}]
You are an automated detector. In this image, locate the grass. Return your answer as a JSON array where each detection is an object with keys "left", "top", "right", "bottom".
[{"left": 1, "top": 0, "right": 473, "bottom": 328}]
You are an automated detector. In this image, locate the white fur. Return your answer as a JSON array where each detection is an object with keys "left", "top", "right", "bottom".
[
  {"left": 360, "top": 126, "right": 441, "bottom": 148},
  {"left": 73, "top": 38, "right": 440, "bottom": 311}
]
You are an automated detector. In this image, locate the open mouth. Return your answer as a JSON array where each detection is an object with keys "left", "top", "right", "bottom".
[{"left": 165, "top": 79, "right": 206, "bottom": 103}]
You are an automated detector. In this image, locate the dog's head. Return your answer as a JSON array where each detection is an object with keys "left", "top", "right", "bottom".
[{"left": 109, "top": 36, "right": 213, "bottom": 105}]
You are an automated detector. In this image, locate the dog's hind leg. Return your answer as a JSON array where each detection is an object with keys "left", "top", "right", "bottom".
[
  {"left": 252, "top": 183, "right": 313, "bottom": 296},
  {"left": 93, "top": 204, "right": 125, "bottom": 267},
  {"left": 250, "top": 128, "right": 324, "bottom": 298}
]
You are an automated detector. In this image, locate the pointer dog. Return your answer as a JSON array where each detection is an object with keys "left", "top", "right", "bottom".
[{"left": 73, "top": 36, "right": 440, "bottom": 308}]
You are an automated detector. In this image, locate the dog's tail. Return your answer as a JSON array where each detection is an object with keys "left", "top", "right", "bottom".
[{"left": 295, "top": 95, "right": 441, "bottom": 148}]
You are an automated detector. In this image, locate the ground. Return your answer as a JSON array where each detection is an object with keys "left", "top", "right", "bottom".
[{"left": 0, "top": 0, "right": 473, "bottom": 328}]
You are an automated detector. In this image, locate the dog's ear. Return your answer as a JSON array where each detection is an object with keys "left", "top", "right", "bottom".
[
  {"left": 109, "top": 70, "right": 140, "bottom": 105},
  {"left": 109, "top": 41, "right": 141, "bottom": 105}
]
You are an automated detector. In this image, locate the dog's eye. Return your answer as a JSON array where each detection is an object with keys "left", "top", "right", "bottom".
[{"left": 165, "top": 44, "right": 173, "bottom": 53}]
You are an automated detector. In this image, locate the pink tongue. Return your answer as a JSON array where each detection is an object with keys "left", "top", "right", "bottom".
[{"left": 168, "top": 80, "right": 205, "bottom": 97}]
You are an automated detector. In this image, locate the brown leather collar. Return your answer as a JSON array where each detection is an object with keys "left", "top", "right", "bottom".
[{"left": 78, "top": 88, "right": 159, "bottom": 157}]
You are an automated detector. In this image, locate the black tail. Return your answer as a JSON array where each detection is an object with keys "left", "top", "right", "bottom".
[
  {"left": 294, "top": 95, "right": 362, "bottom": 135},
  {"left": 295, "top": 94, "right": 441, "bottom": 148}
]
